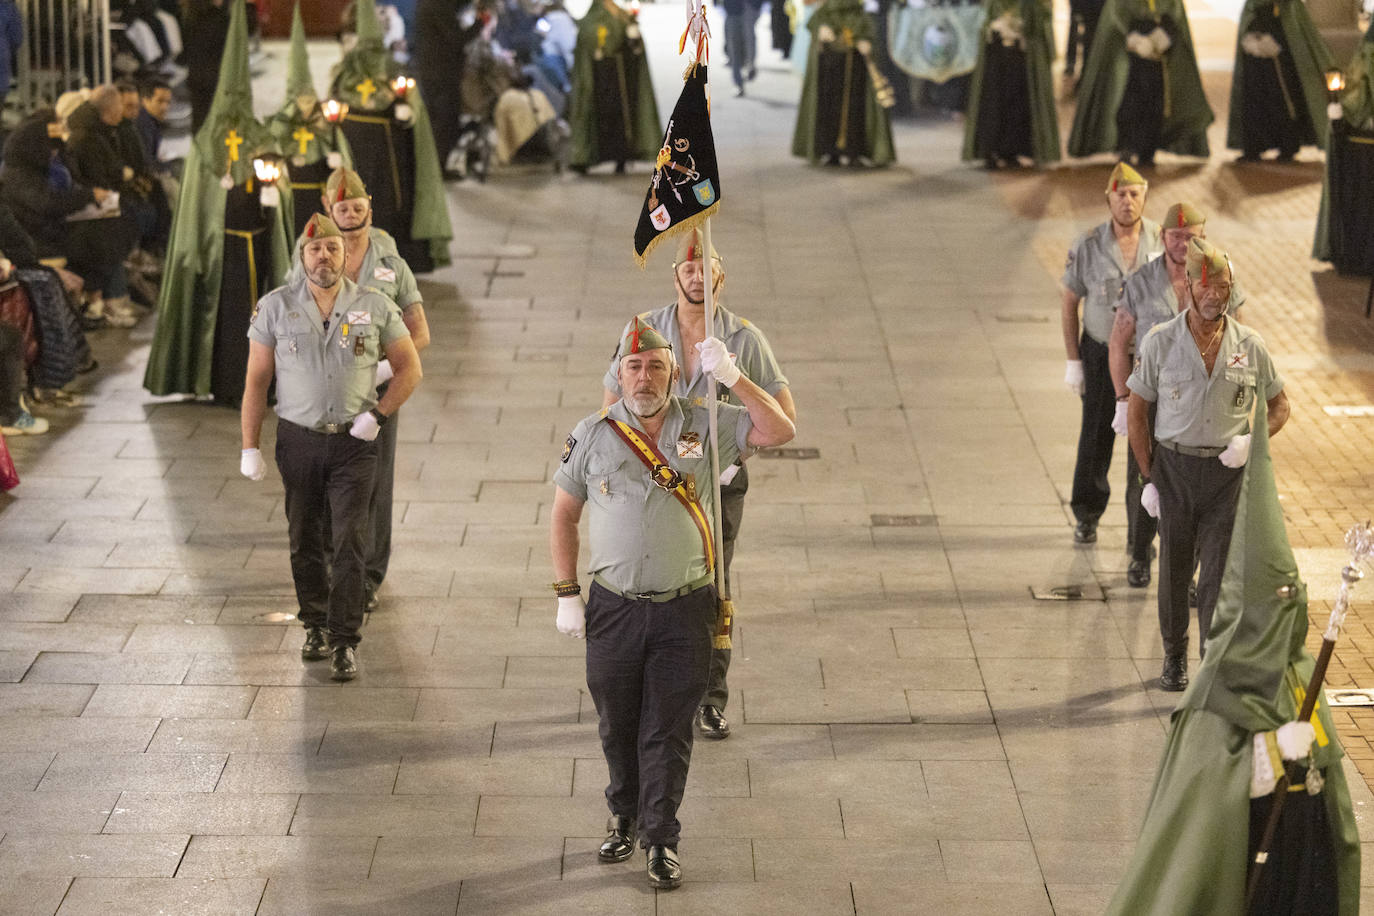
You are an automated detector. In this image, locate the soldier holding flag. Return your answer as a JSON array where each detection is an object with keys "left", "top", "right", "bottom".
[
  {"left": 550, "top": 320, "right": 794, "bottom": 887},
  {"left": 603, "top": 229, "right": 796, "bottom": 740}
]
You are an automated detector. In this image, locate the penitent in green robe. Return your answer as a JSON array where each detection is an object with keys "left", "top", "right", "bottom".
[
  {"left": 791, "top": 0, "right": 895, "bottom": 164},
  {"left": 331, "top": 0, "right": 450, "bottom": 268},
  {"left": 960, "top": 0, "right": 1059, "bottom": 164},
  {"left": 143, "top": 0, "right": 293, "bottom": 398},
  {"left": 268, "top": 2, "right": 353, "bottom": 239},
  {"left": 567, "top": 0, "right": 662, "bottom": 169},
  {"left": 1067, "top": 0, "right": 1213, "bottom": 158},
  {"left": 1226, "top": 0, "right": 1334, "bottom": 152},
  {"left": 1312, "top": 24, "right": 1374, "bottom": 264},
  {"left": 1104, "top": 403, "right": 1360, "bottom": 916}
]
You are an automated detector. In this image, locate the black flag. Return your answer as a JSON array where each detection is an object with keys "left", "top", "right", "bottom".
[{"left": 633, "top": 64, "right": 721, "bottom": 267}]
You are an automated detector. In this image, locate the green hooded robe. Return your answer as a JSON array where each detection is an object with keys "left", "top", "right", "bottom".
[
  {"left": 567, "top": 0, "right": 662, "bottom": 169},
  {"left": 269, "top": 2, "right": 353, "bottom": 238},
  {"left": 960, "top": 0, "right": 1059, "bottom": 164},
  {"left": 1226, "top": 0, "right": 1335, "bottom": 152},
  {"left": 1066, "top": 0, "right": 1213, "bottom": 158},
  {"left": 331, "top": 0, "right": 451, "bottom": 268},
  {"left": 791, "top": 0, "right": 895, "bottom": 164},
  {"left": 1313, "top": 24, "right": 1374, "bottom": 263},
  {"left": 1105, "top": 403, "right": 1361, "bottom": 916},
  {"left": 143, "top": 0, "right": 293, "bottom": 398}
]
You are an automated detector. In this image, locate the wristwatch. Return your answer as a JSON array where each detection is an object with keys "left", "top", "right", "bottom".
[{"left": 369, "top": 408, "right": 389, "bottom": 426}]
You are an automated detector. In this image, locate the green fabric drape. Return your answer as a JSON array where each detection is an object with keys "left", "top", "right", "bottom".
[
  {"left": 790, "top": 0, "right": 895, "bottom": 164},
  {"left": 960, "top": 0, "right": 1059, "bottom": 163},
  {"left": 567, "top": 0, "right": 662, "bottom": 168},
  {"left": 143, "top": 0, "right": 293, "bottom": 397},
  {"left": 1226, "top": 0, "right": 1335, "bottom": 150},
  {"left": 1066, "top": 0, "right": 1213, "bottom": 158},
  {"left": 1105, "top": 402, "right": 1360, "bottom": 916},
  {"left": 330, "top": 0, "right": 452, "bottom": 265}
]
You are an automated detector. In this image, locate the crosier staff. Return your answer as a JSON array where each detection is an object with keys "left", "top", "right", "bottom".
[{"left": 1245, "top": 522, "right": 1374, "bottom": 909}]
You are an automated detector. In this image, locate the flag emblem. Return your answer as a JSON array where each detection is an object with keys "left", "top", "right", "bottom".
[
  {"left": 692, "top": 180, "right": 715, "bottom": 206},
  {"left": 650, "top": 205, "right": 671, "bottom": 231}
]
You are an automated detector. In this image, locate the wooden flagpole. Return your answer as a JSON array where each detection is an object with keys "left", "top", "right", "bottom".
[{"left": 701, "top": 218, "right": 726, "bottom": 606}]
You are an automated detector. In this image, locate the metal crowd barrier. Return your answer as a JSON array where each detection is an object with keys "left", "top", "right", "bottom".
[{"left": 12, "top": 0, "right": 112, "bottom": 111}]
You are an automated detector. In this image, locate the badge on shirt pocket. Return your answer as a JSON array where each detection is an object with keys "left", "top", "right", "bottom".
[
  {"left": 374, "top": 266, "right": 396, "bottom": 283},
  {"left": 677, "top": 432, "right": 703, "bottom": 458}
]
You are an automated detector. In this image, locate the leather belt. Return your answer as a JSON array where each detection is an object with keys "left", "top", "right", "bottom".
[
  {"left": 1157, "top": 439, "right": 1225, "bottom": 458},
  {"left": 592, "top": 572, "right": 713, "bottom": 603},
  {"left": 284, "top": 419, "right": 349, "bottom": 435}
]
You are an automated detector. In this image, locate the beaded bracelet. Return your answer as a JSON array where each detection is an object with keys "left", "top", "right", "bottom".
[{"left": 552, "top": 579, "right": 581, "bottom": 597}]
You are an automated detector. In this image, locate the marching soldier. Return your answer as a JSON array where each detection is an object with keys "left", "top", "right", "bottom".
[
  {"left": 240, "top": 214, "right": 422, "bottom": 681},
  {"left": 1061, "top": 162, "right": 1162, "bottom": 546},
  {"left": 552, "top": 320, "right": 794, "bottom": 888},
  {"left": 1126, "top": 238, "right": 1288, "bottom": 692},
  {"left": 603, "top": 229, "right": 796, "bottom": 740},
  {"left": 1108, "top": 201, "right": 1246, "bottom": 587},
  {"left": 289, "top": 167, "right": 431, "bottom": 612}
]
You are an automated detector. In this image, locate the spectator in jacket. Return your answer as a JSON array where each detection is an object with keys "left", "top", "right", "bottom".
[{"left": 0, "top": 110, "right": 137, "bottom": 328}]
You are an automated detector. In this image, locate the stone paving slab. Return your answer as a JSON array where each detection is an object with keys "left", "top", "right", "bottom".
[{"left": 1, "top": 3, "right": 1374, "bottom": 913}]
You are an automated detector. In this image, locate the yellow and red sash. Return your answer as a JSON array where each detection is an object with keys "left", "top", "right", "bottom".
[{"left": 603, "top": 418, "right": 715, "bottom": 572}]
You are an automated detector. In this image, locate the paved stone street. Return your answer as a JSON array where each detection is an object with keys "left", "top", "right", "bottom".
[{"left": 4, "top": 2, "right": 1374, "bottom": 913}]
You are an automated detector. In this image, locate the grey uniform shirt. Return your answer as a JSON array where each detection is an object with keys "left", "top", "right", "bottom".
[
  {"left": 1127, "top": 311, "right": 1282, "bottom": 448},
  {"left": 248, "top": 275, "right": 409, "bottom": 430},
  {"left": 553, "top": 396, "right": 753, "bottom": 594},
  {"left": 603, "top": 303, "right": 790, "bottom": 406},
  {"left": 1063, "top": 218, "right": 1164, "bottom": 345},
  {"left": 1119, "top": 256, "right": 1247, "bottom": 353},
  {"left": 289, "top": 227, "right": 422, "bottom": 311}
]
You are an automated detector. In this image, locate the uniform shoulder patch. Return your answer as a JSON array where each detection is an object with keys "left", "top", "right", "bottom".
[
  {"left": 739, "top": 317, "right": 751, "bottom": 327},
  {"left": 561, "top": 435, "right": 577, "bottom": 463},
  {"left": 597, "top": 407, "right": 610, "bottom": 419}
]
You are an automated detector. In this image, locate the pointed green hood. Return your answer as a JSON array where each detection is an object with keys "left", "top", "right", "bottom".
[
  {"left": 286, "top": 1, "right": 315, "bottom": 99},
  {"left": 353, "top": 0, "right": 384, "bottom": 47},
  {"left": 193, "top": 0, "right": 274, "bottom": 182},
  {"left": 331, "top": 0, "right": 400, "bottom": 111}
]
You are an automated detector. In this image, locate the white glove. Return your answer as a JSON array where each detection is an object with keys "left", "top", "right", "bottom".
[
  {"left": 375, "top": 359, "right": 395, "bottom": 385},
  {"left": 817, "top": 23, "right": 836, "bottom": 43},
  {"left": 556, "top": 595, "right": 586, "bottom": 638},
  {"left": 1148, "top": 26, "right": 1171, "bottom": 55},
  {"left": 240, "top": 448, "right": 266, "bottom": 481},
  {"left": 696, "top": 337, "right": 742, "bottom": 388},
  {"left": 719, "top": 463, "right": 741, "bottom": 486},
  {"left": 1112, "top": 400, "right": 1129, "bottom": 437},
  {"left": 349, "top": 411, "right": 381, "bottom": 442},
  {"left": 1219, "top": 433, "right": 1252, "bottom": 469},
  {"left": 1277, "top": 721, "right": 1316, "bottom": 761},
  {"left": 1141, "top": 482, "right": 1160, "bottom": 518},
  {"left": 856, "top": 39, "right": 873, "bottom": 55},
  {"left": 1064, "top": 360, "right": 1084, "bottom": 396}
]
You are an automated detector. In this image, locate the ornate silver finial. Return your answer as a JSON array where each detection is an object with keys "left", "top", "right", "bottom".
[{"left": 1325, "top": 523, "right": 1374, "bottom": 641}]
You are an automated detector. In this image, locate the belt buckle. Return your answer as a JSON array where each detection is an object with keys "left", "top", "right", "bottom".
[
  {"left": 322, "top": 422, "right": 343, "bottom": 434},
  {"left": 635, "top": 592, "right": 656, "bottom": 600},
  {"left": 650, "top": 463, "right": 684, "bottom": 491}
]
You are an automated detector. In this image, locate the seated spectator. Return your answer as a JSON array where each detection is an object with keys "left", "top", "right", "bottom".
[
  {"left": 114, "top": 80, "right": 171, "bottom": 283},
  {"left": 0, "top": 256, "right": 49, "bottom": 436},
  {"left": 493, "top": 73, "right": 563, "bottom": 164},
  {"left": 0, "top": 109, "right": 137, "bottom": 329},
  {"left": 135, "top": 79, "right": 178, "bottom": 174},
  {"left": 0, "top": 198, "right": 95, "bottom": 403},
  {"left": 64, "top": 87, "right": 147, "bottom": 314}
]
